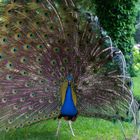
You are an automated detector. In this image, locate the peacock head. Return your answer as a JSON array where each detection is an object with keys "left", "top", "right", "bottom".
[{"left": 67, "top": 74, "right": 73, "bottom": 85}]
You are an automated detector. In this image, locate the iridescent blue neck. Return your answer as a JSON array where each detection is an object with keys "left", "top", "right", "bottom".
[{"left": 60, "top": 82, "right": 77, "bottom": 116}]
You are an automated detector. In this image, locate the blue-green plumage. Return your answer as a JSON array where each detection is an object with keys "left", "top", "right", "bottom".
[{"left": 60, "top": 83, "right": 78, "bottom": 117}]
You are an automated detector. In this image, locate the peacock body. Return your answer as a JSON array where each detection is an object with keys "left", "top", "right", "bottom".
[{"left": 0, "top": 0, "right": 139, "bottom": 137}]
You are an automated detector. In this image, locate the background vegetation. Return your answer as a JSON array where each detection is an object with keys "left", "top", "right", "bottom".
[{"left": 95, "top": 0, "right": 138, "bottom": 76}]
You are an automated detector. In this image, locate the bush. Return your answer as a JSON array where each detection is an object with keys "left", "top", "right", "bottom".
[
  {"left": 133, "top": 45, "right": 140, "bottom": 75},
  {"left": 95, "top": 0, "right": 138, "bottom": 76}
]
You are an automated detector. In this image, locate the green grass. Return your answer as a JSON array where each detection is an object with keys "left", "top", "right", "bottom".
[
  {"left": 0, "top": 74, "right": 140, "bottom": 140},
  {"left": 133, "top": 72, "right": 140, "bottom": 98},
  {"left": 0, "top": 117, "right": 138, "bottom": 140}
]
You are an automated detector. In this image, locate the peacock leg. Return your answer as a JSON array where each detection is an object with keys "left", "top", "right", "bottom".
[
  {"left": 68, "top": 120, "right": 75, "bottom": 136},
  {"left": 56, "top": 120, "right": 62, "bottom": 136}
]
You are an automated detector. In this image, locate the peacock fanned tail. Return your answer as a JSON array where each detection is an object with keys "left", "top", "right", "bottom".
[{"left": 0, "top": 0, "right": 139, "bottom": 132}]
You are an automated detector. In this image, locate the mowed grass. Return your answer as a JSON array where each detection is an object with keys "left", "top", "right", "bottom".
[
  {"left": 133, "top": 72, "right": 140, "bottom": 98},
  {"left": 0, "top": 73, "right": 140, "bottom": 140},
  {"left": 0, "top": 117, "right": 137, "bottom": 140}
]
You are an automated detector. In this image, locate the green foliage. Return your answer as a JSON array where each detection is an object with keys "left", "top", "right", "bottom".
[
  {"left": 95, "top": 0, "right": 138, "bottom": 76},
  {"left": 135, "top": 1, "right": 140, "bottom": 43},
  {"left": 76, "top": 0, "right": 96, "bottom": 12},
  {"left": 0, "top": 0, "right": 9, "bottom": 3}
]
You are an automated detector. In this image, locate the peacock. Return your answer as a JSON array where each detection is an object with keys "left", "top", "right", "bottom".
[{"left": 0, "top": 0, "right": 139, "bottom": 137}]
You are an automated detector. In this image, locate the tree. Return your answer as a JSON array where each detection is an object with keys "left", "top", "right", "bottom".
[{"left": 95, "top": 0, "right": 138, "bottom": 76}]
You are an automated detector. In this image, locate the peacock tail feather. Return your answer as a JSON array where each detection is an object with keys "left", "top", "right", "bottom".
[{"left": 0, "top": 0, "right": 139, "bottom": 132}]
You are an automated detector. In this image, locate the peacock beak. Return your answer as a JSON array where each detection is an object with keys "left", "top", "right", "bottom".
[{"left": 68, "top": 81, "right": 71, "bottom": 85}]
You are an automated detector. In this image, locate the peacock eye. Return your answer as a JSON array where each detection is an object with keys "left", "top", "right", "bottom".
[
  {"left": 51, "top": 60, "right": 57, "bottom": 66},
  {"left": 50, "top": 26, "right": 54, "bottom": 30},
  {"left": 25, "top": 9, "right": 29, "bottom": 13},
  {"left": 63, "top": 58, "right": 68, "bottom": 64},
  {"left": 6, "top": 74, "right": 13, "bottom": 80},
  {"left": 39, "top": 79, "right": 45, "bottom": 84},
  {"left": 13, "top": 105, "right": 19, "bottom": 110},
  {"left": 44, "top": 34, "right": 48, "bottom": 38},
  {"left": 65, "top": 47, "right": 70, "bottom": 52},
  {"left": 17, "top": 21, "right": 23, "bottom": 25},
  {"left": 6, "top": 62, "right": 13, "bottom": 69},
  {"left": 36, "top": 57, "right": 42, "bottom": 63},
  {"left": 38, "top": 70, "right": 42, "bottom": 74},
  {"left": 60, "top": 67, "right": 65, "bottom": 72},
  {"left": 36, "top": 21, "right": 40, "bottom": 25},
  {"left": 28, "top": 105, "right": 33, "bottom": 110},
  {"left": 25, "top": 114, "right": 29, "bottom": 119},
  {"left": 51, "top": 72, "right": 55, "bottom": 76},
  {"left": 27, "top": 33, "right": 35, "bottom": 39},
  {"left": 44, "top": 12, "right": 48, "bottom": 17},
  {"left": 25, "top": 82, "right": 31, "bottom": 87},
  {"left": 5, "top": 127, "right": 9, "bottom": 132},
  {"left": 37, "top": 45, "right": 44, "bottom": 50},
  {"left": 23, "top": 44, "right": 31, "bottom": 50},
  {"left": 3, "top": 38, "right": 7, "bottom": 42},
  {"left": 5, "top": 24, "right": 8, "bottom": 28},
  {"left": 20, "top": 70, "right": 28, "bottom": 76},
  {"left": 30, "top": 92, "right": 37, "bottom": 98},
  {"left": 8, "top": 119, "right": 13, "bottom": 124},
  {"left": 1, "top": 37, "right": 8, "bottom": 44},
  {"left": 12, "top": 89, "right": 17, "bottom": 94},
  {"left": 20, "top": 57, "right": 28, "bottom": 64},
  {"left": 20, "top": 97, "right": 25, "bottom": 102},
  {"left": 2, "top": 98, "right": 7, "bottom": 103},
  {"left": 13, "top": 48, "right": 17, "bottom": 52},
  {"left": 11, "top": 47, "right": 18, "bottom": 53},
  {"left": 53, "top": 47, "right": 60, "bottom": 53},
  {"left": 15, "top": 33, "right": 21, "bottom": 40}
]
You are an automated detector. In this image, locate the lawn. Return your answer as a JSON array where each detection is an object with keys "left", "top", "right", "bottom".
[
  {"left": 133, "top": 72, "right": 140, "bottom": 98},
  {"left": 0, "top": 74, "right": 140, "bottom": 140},
  {"left": 0, "top": 117, "right": 137, "bottom": 140}
]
